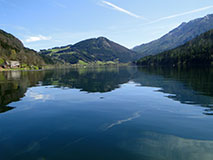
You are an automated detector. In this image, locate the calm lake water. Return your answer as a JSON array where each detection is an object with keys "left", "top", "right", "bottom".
[{"left": 0, "top": 66, "right": 213, "bottom": 160}]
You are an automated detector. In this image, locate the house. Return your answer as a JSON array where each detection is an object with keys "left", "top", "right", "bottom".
[
  {"left": 10, "top": 61, "right": 20, "bottom": 68},
  {"left": 0, "top": 61, "right": 20, "bottom": 69}
]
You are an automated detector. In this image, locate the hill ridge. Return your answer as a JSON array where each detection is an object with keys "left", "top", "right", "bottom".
[
  {"left": 136, "top": 29, "right": 213, "bottom": 66},
  {"left": 133, "top": 14, "right": 213, "bottom": 58},
  {"left": 40, "top": 36, "right": 136, "bottom": 64}
]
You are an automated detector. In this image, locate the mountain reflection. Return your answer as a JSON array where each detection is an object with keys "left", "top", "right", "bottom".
[
  {"left": 0, "top": 66, "right": 213, "bottom": 114},
  {"left": 0, "top": 106, "right": 14, "bottom": 113},
  {"left": 0, "top": 71, "right": 46, "bottom": 112},
  {"left": 134, "top": 67, "right": 213, "bottom": 114},
  {"left": 41, "top": 66, "right": 136, "bottom": 93}
]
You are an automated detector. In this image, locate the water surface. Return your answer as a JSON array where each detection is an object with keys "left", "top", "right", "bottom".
[{"left": 0, "top": 66, "right": 213, "bottom": 160}]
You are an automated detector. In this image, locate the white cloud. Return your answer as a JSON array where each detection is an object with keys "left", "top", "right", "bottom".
[
  {"left": 150, "top": 5, "right": 213, "bottom": 24},
  {"left": 101, "top": 1, "right": 146, "bottom": 19},
  {"left": 28, "top": 91, "right": 51, "bottom": 101},
  {"left": 26, "top": 35, "right": 51, "bottom": 43}
]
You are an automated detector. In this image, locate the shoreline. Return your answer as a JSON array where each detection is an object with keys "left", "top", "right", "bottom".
[{"left": 0, "top": 63, "right": 133, "bottom": 72}]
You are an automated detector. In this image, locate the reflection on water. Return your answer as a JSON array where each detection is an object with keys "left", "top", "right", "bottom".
[
  {"left": 134, "top": 67, "right": 213, "bottom": 114},
  {"left": 0, "top": 66, "right": 213, "bottom": 160},
  {"left": 41, "top": 67, "right": 136, "bottom": 92},
  {"left": 0, "top": 106, "right": 14, "bottom": 113},
  {"left": 0, "top": 71, "right": 46, "bottom": 112},
  {"left": 1, "top": 66, "right": 213, "bottom": 114},
  {"left": 121, "top": 132, "right": 213, "bottom": 160}
]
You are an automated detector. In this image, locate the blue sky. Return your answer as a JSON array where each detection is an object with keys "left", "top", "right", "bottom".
[{"left": 0, "top": 0, "right": 213, "bottom": 50}]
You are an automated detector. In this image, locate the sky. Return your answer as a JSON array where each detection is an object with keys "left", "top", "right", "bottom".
[{"left": 0, "top": 0, "right": 213, "bottom": 50}]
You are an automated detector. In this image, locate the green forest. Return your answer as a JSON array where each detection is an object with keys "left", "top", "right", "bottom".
[{"left": 137, "top": 29, "right": 213, "bottom": 66}]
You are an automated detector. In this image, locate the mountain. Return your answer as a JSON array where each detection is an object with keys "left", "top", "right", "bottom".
[
  {"left": 136, "top": 29, "right": 213, "bottom": 66},
  {"left": 0, "top": 29, "right": 48, "bottom": 69},
  {"left": 40, "top": 37, "right": 136, "bottom": 64},
  {"left": 133, "top": 14, "right": 213, "bottom": 58}
]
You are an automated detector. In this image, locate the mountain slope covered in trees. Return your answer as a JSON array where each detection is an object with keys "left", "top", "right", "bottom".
[
  {"left": 136, "top": 29, "right": 213, "bottom": 66},
  {"left": 133, "top": 14, "right": 213, "bottom": 58},
  {"left": 40, "top": 37, "right": 137, "bottom": 64},
  {"left": 0, "top": 29, "right": 49, "bottom": 69}
]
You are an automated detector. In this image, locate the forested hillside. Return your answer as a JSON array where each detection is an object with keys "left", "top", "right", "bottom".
[
  {"left": 40, "top": 37, "right": 136, "bottom": 64},
  {"left": 133, "top": 14, "right": 213, "bottom": 58},
  {"left": 0, "top": 29, "right": 48, "bottom": 69},
  {"left": 137, "top": 29, "right": 213, "bottom": 66}
]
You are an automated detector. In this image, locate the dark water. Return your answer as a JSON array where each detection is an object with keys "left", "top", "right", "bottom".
[{"left": 0, "top": 66, "right": 213, "bottom": 160}]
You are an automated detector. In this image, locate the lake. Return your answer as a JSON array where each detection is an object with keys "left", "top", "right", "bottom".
[{"left": 0, "top": 66, "right": 213, "bottom": 160}]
